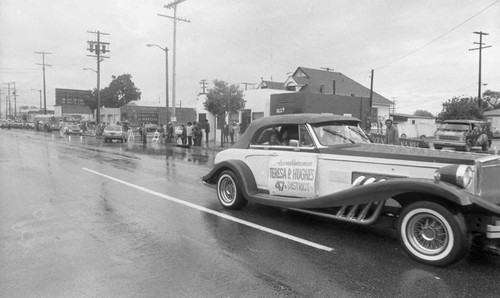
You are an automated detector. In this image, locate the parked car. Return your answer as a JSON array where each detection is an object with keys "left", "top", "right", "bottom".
[
  {"left": 65, "top": 124, "right": 83, "bottom": 136},
  {"left": 102, "top": 125, "right": 127, "bottom": 143},
  {"left": 145, "top": 123, "right": 158, "bottom": 133},
  {"left": 202, "top": 113, "right": 500, "bottom": 266},
  {"left": 433, "top": 120, "right": 493, "bottom": 151}
]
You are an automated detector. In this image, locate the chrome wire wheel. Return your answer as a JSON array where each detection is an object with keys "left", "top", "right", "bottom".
[
  {"left": 218, "top": 174, "right": 236, "bottom": 205},
  {"left": 398, "top": 201, "right": 469, "bottom": 266},
  {"left": 406, "top": 212, "right": 449, "bottom": 256},
  {"left": 216, "top": 171, "right": 247, "bottom": 209}
]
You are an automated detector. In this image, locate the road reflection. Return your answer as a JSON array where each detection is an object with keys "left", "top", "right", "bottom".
[{"left": 61, "top": 134, "right": 215, "bottom": 165}]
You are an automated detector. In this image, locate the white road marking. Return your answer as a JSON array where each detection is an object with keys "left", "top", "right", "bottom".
[{"left": 83, "top": 167, "right": 334, "bottom": 252}]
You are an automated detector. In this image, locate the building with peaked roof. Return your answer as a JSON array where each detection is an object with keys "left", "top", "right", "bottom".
[
  {"left": 256, "top": 80, "right": 285, "bottom": 90},
  {"left": 284, "top": 67, "right": 393, "bottom": 108}
]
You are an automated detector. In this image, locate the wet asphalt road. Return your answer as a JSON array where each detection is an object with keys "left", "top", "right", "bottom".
[{"left": 1, "top": 129, "right": 499, "bottom": 298}]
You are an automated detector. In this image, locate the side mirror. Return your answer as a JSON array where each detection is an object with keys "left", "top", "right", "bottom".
[{"left": 289, "top": 139, "right": 299, "bottom": 147}]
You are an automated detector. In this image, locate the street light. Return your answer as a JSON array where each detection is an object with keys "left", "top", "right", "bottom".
[
  {"left": 83, "top": 67, "right": 97, "bottom": 73},
  {"left": 146, "top": 43, "right": 170, "bottom": 125},
  {"left": 31, "top": 88, "right": 42, "bottom": 111}
]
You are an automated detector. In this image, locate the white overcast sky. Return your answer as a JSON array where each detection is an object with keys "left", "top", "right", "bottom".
[{"left": 1, "top": 0, "right": 499, "bottom": 116}]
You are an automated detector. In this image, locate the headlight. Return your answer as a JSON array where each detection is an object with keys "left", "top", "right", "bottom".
[{"left": 435, "top": 164, "right": 474, "bottom": 188}]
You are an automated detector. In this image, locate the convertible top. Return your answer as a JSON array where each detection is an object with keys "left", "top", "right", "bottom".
[{"left": 232, "top": 113, "right": 360, "bottom": 149}]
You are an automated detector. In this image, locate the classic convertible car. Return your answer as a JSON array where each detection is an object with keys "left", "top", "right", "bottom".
[{"left": 202, "top": 114, "right": 500, "bottom": 266}]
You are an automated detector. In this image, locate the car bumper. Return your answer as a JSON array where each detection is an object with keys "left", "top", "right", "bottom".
[
  {"left": 433, "top": 140, "right": 466, "bottom": 148},
  {"left": 104, "top": 135, "right": 125, "bottom": 139}
]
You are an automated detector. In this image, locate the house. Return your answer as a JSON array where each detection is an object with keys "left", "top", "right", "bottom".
[
  {"left": 256, "top": 80, "right": 285, "bottom": 90},
  {"left": 283, "top": 67, "right": 393, "bottom": 124}
]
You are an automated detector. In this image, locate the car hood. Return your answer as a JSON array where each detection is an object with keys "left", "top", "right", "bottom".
[{"left": 319, "top": 143, "right": 485, "bottom": 165}]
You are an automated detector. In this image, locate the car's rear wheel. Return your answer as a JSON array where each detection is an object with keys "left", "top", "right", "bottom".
[
  {"left": 216, "top": 170, "right": 247, "bottom": 209},
  {"left": 464, "top": 140, "right": 473, "bottom": 152},
  {"left": 398, "top": 201, "right": 470, "bottom": 266}
]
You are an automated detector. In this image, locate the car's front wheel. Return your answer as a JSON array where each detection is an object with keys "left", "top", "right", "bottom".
[
  {"left": 398, "top": 201, "right": 470, "bottom": 266},
  {"left": 216, "top": 170, "right": 247, "bottom": 209}
]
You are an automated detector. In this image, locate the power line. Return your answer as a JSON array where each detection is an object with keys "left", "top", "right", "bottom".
[{"left": 375, "top": 0, "right": 499, "bottom": 70}]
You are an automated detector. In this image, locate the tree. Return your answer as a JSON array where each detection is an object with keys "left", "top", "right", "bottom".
[
  {"left": 84, "top": 88, "right": 99, "bottom": 119},
  {"left": 101, "top": 74, "right": 141, "bottom": 108},
  {"left": 482, "top": 90, "right": 500, "bottom": 109},
  {"left": 414, "top": 110, "right": 434, "bottom": 118},
  {"left": 204, "top": 79, "right": 245, "bottom": 145},
  {"left": 438, "top": 96, "right": 484, "bottom": 121}
]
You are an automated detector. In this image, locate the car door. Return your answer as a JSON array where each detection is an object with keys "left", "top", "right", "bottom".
[
  {"left": 245, "top": 127, "right": 277, "bottom": 190},
  {"left": 266, "top": 124, "right": 319, "bottom": 198}
]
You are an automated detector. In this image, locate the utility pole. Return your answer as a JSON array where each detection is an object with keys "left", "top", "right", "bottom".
[
  {"left": 367, "top": 69, "right": 374, "bottom": 127},
  {"left": 159, "top": 0, "right": 190, "bottom": 121},
  {"left": 35, "top": 52, "right": 52, "bottom": 115},
  {"left": 11, "top": 82, "right": 16, "bottom": 118},
  {"left": 0, "top": 89, "right": 2, "bottom": 119},
  {"left": 199, "top": 79, "right": 208, "bottom": 94},
  {"left": 3, "top": 83, "right": 11, "bottom": 119},
  {"left": 87, "top": 30, "right": 110, "bottom": 124},
  {"left": 469, "top": 31, "right": 491, "bottom": 108},
  {"left": 240, "top": 82, "right": 256, "bottom": 91},
  {"left": 391, "top": 98, "right": 397, "bottom": 115}
]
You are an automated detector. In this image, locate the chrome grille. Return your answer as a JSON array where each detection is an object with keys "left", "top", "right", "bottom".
[
  {"left": 438, "top": 135, "right": 461, "bottom": 141},
  {"left": 479, "top": 158, "right": 500, "bottom": 205}
]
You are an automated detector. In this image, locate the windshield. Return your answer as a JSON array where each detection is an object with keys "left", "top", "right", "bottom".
[
  {"left": 104, "top": 125, "right": 122, "bottom": 132},
  {"left": 439, "top": 123, "right": 470, "bottom": 132},
  {"left": 311, "top": 122, "right": 371, "bottom": 145}
]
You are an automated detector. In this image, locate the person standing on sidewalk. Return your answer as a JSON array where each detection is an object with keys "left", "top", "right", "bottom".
[
  {"left": 186, "top": 122, "right": 193, "bottom": 146},
  {"left": 59, "top": 119, "right": 64, "bottom": 138},
  {"left": 181, "top": 124, "right": 187, "bottom": 145},
  {"left": 229, "top": 121, "right": 237, "bottom": 144},
  {"left": 204, "top": 119, "right": 210, "bottom": 146},
  {"left": 142, "top": 125, "right": 147, "bottom": 144}
]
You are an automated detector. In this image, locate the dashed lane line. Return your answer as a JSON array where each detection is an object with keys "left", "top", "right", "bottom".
[{"left": 83, "top": 167, "right": 334, "bottom": 252}]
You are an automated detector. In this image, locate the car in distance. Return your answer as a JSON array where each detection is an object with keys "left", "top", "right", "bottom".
[
  {"left": 65, "top": 124, "right": 83, "bottom": 136},
  {"left": 102, "top": 125, "right": 127, "bottom": 143},
  {"left": 202, "top": 113, "right": 500, "bottom": 266},
  {"left": 433, "top": 120, "right": 493, "bottom": 151}
]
